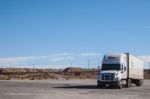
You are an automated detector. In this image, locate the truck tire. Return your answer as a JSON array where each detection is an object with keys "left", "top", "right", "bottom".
[
  {"left": 136, "top": 80, "right": 143, "bottom": 86},
  {"left": 97, "top": 85, "right": 102, "bottom": 88},
  {"left": 118, "top": 84, "right": 122, "bottom": 89},
  {"left": 118, "top": 81, "right": 122, "bottom": 89},
  {"left": 97, "top": 81, "right": 102, "bottom": 88},
  {"left": 97, "top": 83, "right": 102, "bottom": 88}
]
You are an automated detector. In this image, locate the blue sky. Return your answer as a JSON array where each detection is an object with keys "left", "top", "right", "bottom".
[{"left": 0, "top": 0, "right": 150, "bottom": 68}]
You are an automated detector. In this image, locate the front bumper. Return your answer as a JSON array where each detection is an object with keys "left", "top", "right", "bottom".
[{"left": 97, "top": 80, "right": 120, "bottom": 87}]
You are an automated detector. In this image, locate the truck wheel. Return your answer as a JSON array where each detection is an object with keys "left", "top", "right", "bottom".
[
  {"left": 97, "top": 84, "right": 102, "bottom": 88},
  {"left": 118, "top": 81, "right": 122, "bottom": 89},
  {"left": 97, "top": 81, "right": 102, "bottom": 88},
  {"left": 136, "top": 80, "right": 143, "bottom": 86},
  {"left": 118, "top": 84, "right": 122, "bottom": 89}
]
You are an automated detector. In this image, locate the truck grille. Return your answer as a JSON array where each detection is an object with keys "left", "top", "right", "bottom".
[{"left": 101, "top": 73, "right": 114, "bottom": 80}]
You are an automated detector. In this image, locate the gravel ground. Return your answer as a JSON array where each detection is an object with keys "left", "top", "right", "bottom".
[{"left": 0, "top": 79, "right": 149, "bottom": 99}]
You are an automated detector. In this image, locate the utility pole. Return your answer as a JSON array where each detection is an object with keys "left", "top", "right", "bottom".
[
  {"left": 32, "top": 64, "right": 35, "bottom": 80},
  {"left": 149, "top": 62, "right": 150, "bottom": 74},
  {"left": 88, "top": 59, "right": 90, "bottom": 69},
  {"left": 33, "top": 64, "right": 35, "bottom": 73}
]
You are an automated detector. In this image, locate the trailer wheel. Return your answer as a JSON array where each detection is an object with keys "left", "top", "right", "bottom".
[{"left": 136, "top": 80, "right": 143, "bottom": 86}]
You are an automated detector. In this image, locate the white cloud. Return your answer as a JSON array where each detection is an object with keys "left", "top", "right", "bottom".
[
  {"left": 138, "top": 56, "right": 150, "bottom": 69},
  {"left": 0, "top": 52, "right": 102, "bottom": 68},
  {"left": 0, "top": 54, "right": 75, "bottom": 68},
  {"left": 80, "top": 52, "right": 102, "bottom": 56},
  {"left": 50, "top": 53, "right": 74, "bottom": 62},
  {"left": 0, "top": 56, "right": 48, "bottom": 67},
  {"left": 50, "top": 56, "right": 74, "bottom": 62},
  {"left": 54, "top": 53, "right": 72, "bottom": 56},
  {"left": 139, "top": 55, "right": 150, "bottom": 62}
]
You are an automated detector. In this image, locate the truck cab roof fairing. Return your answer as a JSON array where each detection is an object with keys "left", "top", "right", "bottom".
[{"left": 102, "top": 54, "right": 121, "bottom": 64}]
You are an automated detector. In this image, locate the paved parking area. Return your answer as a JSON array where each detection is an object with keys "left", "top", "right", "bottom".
[{"left": 0, "top": 80, "right": 149, "bottom": 99}]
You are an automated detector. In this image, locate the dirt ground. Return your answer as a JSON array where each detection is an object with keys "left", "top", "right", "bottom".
[{"left": 0, "top": 79, "right": 149, "bottom": 99}]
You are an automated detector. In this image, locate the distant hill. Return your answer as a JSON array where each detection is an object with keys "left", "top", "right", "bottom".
[{"left": 0, "top": 68, "right": 149, "bottom": 80}]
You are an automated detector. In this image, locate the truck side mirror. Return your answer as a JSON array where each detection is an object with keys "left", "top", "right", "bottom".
[{"left": 98, "top": 66, "right": 100, "bottom": 70}]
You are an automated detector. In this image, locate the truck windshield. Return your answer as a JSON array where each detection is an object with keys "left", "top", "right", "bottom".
[{"left": 101, "top": 64, "right": 121, "bottom": 70}]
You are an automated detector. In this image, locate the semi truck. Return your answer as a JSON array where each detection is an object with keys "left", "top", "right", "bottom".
[{"left": 97, "top": 53, "right": 144, "bottom": 89}]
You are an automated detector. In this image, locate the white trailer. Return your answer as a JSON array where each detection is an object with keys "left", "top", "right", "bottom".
[
  {"left": 128, "top": 54, "right": 143, "bottom": 79},
  {"left": 97, "top": 53, "right": 144, "bottom": 89}
]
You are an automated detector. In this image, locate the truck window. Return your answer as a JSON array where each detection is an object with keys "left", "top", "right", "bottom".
[{"left": 101, "top": 64, "right": 121, "bottom": 70}]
